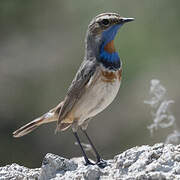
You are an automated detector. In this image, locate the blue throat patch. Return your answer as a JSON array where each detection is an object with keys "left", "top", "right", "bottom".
[{"left": 99, "top": 24, "right": 122, "bottom": 70}]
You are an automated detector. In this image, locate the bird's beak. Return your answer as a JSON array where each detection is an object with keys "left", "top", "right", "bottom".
[{"left": 121, "top": 17, "right": 135, "bottom": 23}]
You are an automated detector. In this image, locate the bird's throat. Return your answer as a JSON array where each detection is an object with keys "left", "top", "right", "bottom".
[
  {"left": 100, "top": 40, "right": 121, "bottom": 70},
  {"left": 104, "top": 40, "right": 116, "bottom": 53}
]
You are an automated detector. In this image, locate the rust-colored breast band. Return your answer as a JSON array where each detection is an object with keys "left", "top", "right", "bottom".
[
  {"left": 104, "top": 40, "right": 115, "bottom": 53},
  {"left": 101, "top": 70, "right": 117, "bottom": 83}
]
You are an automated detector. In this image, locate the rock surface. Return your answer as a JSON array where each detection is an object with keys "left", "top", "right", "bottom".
[{"left": 1, "top": 143, "right": 180, "bottom": 180}]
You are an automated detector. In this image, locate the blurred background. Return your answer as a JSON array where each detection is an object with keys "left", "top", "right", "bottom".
[{"left": 0, "top": 0, "right": 180, "bottom": 168}]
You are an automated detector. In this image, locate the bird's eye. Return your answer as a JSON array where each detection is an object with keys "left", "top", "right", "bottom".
[{"left": 101, "top": 19, "right": 110, "bottom": 26}]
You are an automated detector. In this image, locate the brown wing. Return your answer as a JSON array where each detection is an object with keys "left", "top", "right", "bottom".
[{"left": 56, "top": 59, "right": 98, "bottom": 131}]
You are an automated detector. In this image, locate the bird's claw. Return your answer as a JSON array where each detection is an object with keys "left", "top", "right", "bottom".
[
  {"left": 85, "top": 160, "right": 95, "bottom": 166},
  {"left": 96, "top": 159, "right": 108, "bottom": 168}
]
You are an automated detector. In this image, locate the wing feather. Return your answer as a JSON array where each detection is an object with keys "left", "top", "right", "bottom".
[{"left": 57, "top": 59, "right": 98, "bottom": 129}]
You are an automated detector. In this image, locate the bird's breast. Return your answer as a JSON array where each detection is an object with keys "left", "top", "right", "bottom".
[
  {"left": 101, "top": 68, "right": 122, "bottom": 83},
  {"left": 73, "top": 67, "right": 122, "bottom": 125}
]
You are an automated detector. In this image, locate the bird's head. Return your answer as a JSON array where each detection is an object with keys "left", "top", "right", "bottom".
[{"left": 86, "top": 13, "right": 134, "bottom": 63}]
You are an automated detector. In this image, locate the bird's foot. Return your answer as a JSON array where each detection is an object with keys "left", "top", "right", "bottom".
[
  {"left": 84, "top": 159, "right": 95, "bottom": 166},
  {"left": 96, "top": 159, "right": 108, "bottom": 168}
]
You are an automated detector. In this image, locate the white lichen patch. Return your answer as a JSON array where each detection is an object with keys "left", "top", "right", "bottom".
[{"left": 144, "top": 79, "right": 180, "bottom": 144}]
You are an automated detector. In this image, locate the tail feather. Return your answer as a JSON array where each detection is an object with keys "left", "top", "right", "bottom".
[
  {"left": 55, "top": 122, "right": 72, "bottom": 133},
  {"left": 13, "top": 116, "right": 48, "bottom": 138},
  {"left": 13, "top": 102, "right": 63, "bottom": 138}
]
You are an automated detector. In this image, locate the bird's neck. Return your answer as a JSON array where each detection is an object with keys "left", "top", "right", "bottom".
[
  {"left": 85, "top": 29, "right": 121, "bottom": 71},
  {"left": 85, "top": 32, "right": 100, "bottom": 60}
]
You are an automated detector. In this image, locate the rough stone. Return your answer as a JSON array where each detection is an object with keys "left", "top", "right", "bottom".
[{"left": 1, "top": 143, "right": 180, "bottom": 180}]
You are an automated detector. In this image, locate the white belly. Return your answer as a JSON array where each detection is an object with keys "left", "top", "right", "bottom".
[{"left": 73, "top": 69, "right": 121, "bottom": 126}]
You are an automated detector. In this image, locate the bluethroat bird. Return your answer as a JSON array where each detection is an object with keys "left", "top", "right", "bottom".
[{"left": 13, "top": 13, "right": 134, "bottom": 168}]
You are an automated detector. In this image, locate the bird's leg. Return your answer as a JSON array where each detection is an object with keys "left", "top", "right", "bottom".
[
  {"left": 81, "top": 129, "right": 107, "bottom": 168},
  {"left": 73, "top": 132, "right": 94, "bottom": 166}
]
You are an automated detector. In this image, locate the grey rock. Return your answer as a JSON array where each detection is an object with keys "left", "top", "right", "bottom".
[
  {"left": 0, "top": 163, "right": 39, "bottom": 180},
  {"left": 1, "top": 144, "right": 180, "bottom": 180}
]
